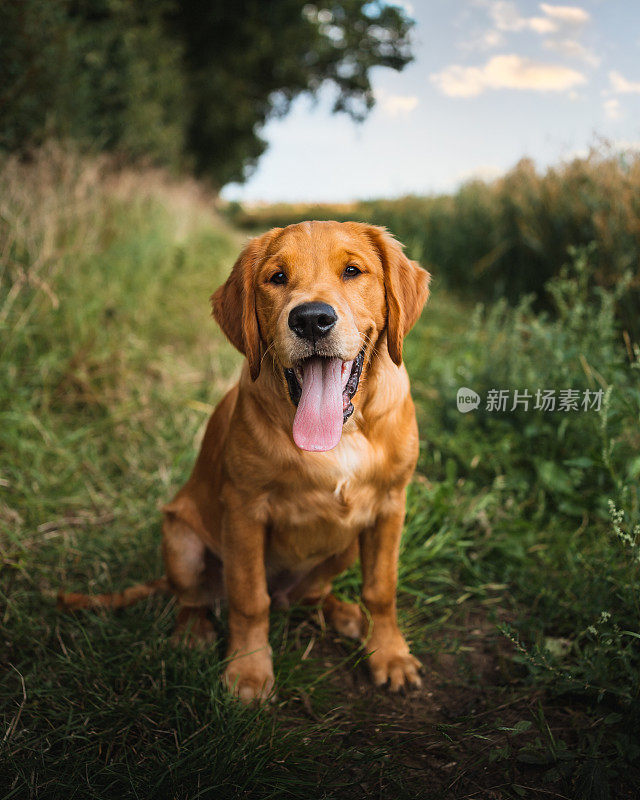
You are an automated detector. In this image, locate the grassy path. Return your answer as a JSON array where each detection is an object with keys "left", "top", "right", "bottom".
[{"left": 1, "top": 153, "right": 638, "bottom": 799}]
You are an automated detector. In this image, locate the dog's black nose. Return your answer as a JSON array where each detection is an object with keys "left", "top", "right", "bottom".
[{"left": 288, "top": 302, "right": 337, "bottom": 342}]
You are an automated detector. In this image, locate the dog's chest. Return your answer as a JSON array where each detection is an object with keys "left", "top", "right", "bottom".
[
  {"left": 266, "top": 434, "right": 382, "bottom": 566},
  {"left": 329, "top": 435, "right": 369, "bottom": 501}
]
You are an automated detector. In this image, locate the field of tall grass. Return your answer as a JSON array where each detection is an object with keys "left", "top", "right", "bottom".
[{"left": 1, "top": 146, "right": 639, "bottom": 798}]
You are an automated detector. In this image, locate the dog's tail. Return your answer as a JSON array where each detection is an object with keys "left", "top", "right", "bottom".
[{"left": 57, "top": 577, "right": 170, "bottom": 611}]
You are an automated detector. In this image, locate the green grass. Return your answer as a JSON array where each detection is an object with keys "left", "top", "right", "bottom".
[{"left": 1, "top": 150, "right": 639, "bottom": 799}]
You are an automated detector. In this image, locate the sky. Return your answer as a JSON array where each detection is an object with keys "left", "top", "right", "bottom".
[{"left": 221, "top": 0, "right": 640, "bottom": 203}]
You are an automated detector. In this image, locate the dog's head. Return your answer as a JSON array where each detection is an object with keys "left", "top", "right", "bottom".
[{"left": 212, "top": 221, "right": 430, "bottom": 452}]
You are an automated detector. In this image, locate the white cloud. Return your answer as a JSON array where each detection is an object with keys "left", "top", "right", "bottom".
[
  {"left": 488, "top": 1, "right": 557, "bottom": 34},
  {"left": 544, "top": 38, "right": 600, "bottom": 66},
  {"left": 539, "top": 4, "right": 590, "bottom": 26},
  {"left": 609, "top": 70, "right": 640, "bottom": 94},
  {"left": 431, "top": 65, "right": 485, "bottom": 98},
  {"left": 466, "top": 2, "right": 593, "bottom": 55},
  {"left": 377, "top": 91, "right": 419, "bottom": 116},
  {"left": 431, "top": 54, "right": 587, "bottom": 97},
  {"left": 482, "top": 29, "right": 505, "bottom": 48},
  {"left": 460, "top": 28, "right": 505, "bottom": 51},
  {"left": 484, "top": 2, "right": 589, "bottom": 35},
  {"left": 527, "top": 16, "right": 558, "bottom": 33},
  {"left": 603, "top": 98, "right": 622, "bottom": 120}
]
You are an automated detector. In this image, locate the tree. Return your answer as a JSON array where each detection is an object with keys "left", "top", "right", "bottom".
[
  {"left": 169, "top": 0, "right": 414, "bottom": 185},
  {"left": 0, "top": 0, "right": 414, "bottom": 187}
]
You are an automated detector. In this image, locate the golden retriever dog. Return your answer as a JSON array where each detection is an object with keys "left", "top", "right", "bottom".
[{"left": 59, "top": 221, "right": 431, "bottom": 703}]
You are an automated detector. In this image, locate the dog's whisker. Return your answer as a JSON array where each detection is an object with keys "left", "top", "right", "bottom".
[
  {"left": 260, "top": 342, "right": 276, "bottom": 367},
  {"left": 258, "top": 342, "right": 282, "bottom": 383},
  {"left": 361, "top": 332, "right": 380, "bottom": 362}
]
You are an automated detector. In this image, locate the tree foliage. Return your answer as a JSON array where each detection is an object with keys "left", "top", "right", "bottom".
[{"left": 0, "top": 0, "right": 413, "bottom": 186}]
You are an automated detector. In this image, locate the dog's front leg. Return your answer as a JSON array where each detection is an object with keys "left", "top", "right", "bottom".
[
  {"left": 221, "top": 491, "right": 274, "bottom": 703},
  {"left": 360, "top": 495, "right": 422, "bottom": 692}
]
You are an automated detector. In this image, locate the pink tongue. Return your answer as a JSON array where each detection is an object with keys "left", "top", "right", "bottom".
[{"left": 292, "top": 358, "right": 343, "bottom": 452}]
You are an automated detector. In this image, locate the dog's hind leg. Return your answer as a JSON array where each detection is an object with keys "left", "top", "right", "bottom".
[
  {"left": 288, "top": 540, "right": 364, "bottom": 640},
  {"left": 162, "top": 512, "right": 223, "bottom": 648},
  {"left": 319, "top": 593, "right": 364, "bottom": 640}
]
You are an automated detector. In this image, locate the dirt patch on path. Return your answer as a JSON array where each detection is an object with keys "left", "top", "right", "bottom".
[{"left": 275, "top": 609, "right": 638, "bottom": 799}]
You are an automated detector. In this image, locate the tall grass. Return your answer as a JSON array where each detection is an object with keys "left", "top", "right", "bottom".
[{"left": 0, "top": 144, "right": 238, "bottom": 553}]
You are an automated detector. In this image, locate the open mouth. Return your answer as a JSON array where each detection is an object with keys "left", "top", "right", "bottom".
[{"left": 284, "top": 349, "right": 365, "bottom": 452}]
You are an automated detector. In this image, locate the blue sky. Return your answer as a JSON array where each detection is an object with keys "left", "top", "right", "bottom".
[{"left": 221, "top": 0, "right": 640, "bottom": 203}]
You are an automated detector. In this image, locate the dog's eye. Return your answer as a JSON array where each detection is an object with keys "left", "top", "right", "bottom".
[
  {"left": 343, "top": 264, "right": 362, "bottom": 279},
  {"left": 269, "top": 271, "right": 287, "bottom": 285}
]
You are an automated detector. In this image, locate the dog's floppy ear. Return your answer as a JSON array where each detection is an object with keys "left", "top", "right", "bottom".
[
  {"left": 211, "top": 229, "right": 281, "bottom": 381},
  {"left": 367, "top": 226, "right": 431, "bottom": 366}
]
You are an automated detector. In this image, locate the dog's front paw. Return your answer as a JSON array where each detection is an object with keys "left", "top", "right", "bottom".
[
  {"left": 368, "top": 638, "right": 423, "bottom": 692},
  {"left": 223, "top": 652, "right": 275, "bottom": 704}
]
